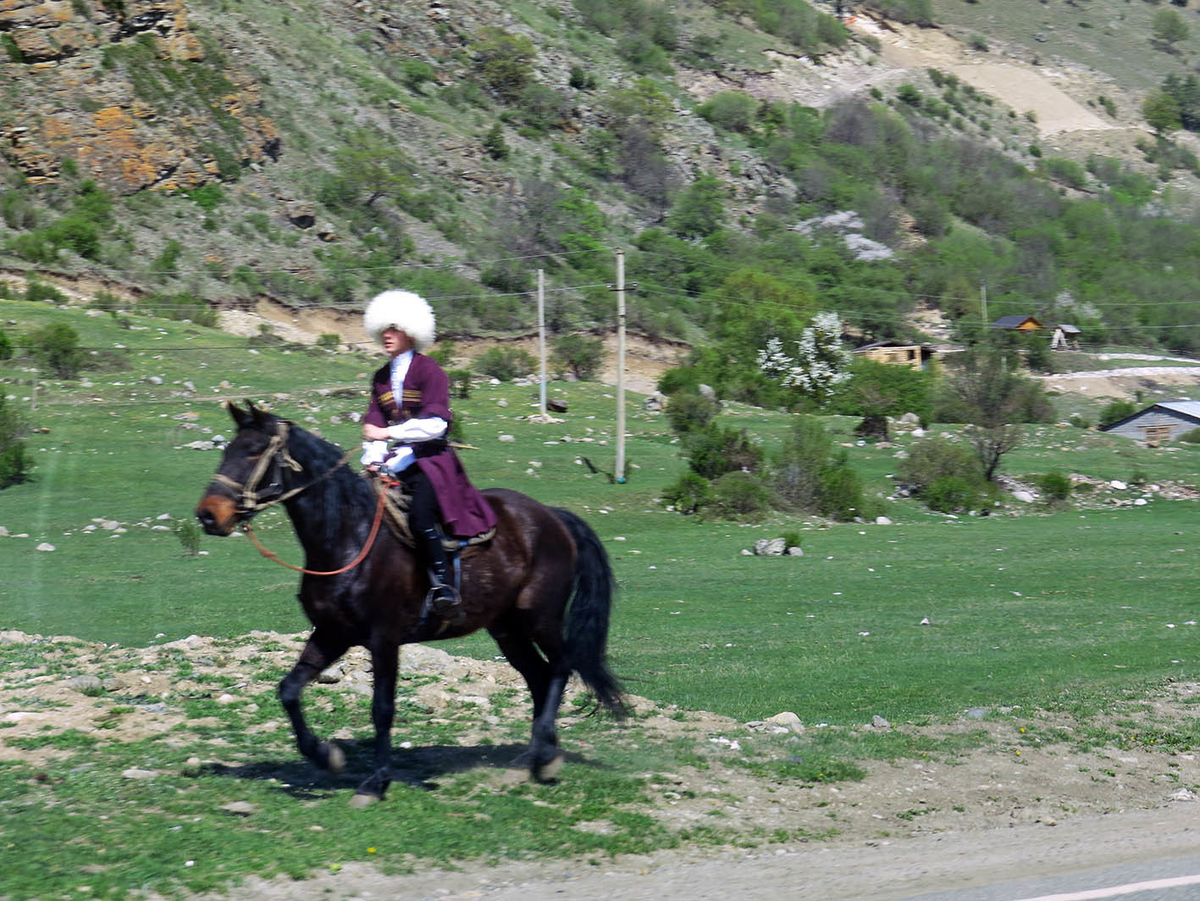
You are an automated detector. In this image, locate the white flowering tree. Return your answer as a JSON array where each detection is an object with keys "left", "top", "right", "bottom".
[{"left": 757, "top": 312, "right": 851, "bottom": 406}]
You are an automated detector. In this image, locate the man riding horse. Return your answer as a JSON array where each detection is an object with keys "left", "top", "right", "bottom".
[{"left": 359, "top": 290, "right": 496, "bottom": 624}]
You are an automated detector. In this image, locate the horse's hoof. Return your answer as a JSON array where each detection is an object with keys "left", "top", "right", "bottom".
[
  {"left": 348, "top": 792, "right": 381, "bottom": 809},
  {"left": 535, "top": 753, "right": 564, "bottom": 783},
  {"left": 324, "top": 742, "right": 345, "bottom": 775}
]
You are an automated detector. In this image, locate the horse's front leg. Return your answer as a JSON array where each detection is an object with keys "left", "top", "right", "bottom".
[
  {"left": 279, "top": 630, "right": 351, "bottom": 775},
  {"left": 349, "top": 639, "right": 399, "bottom": 807}
]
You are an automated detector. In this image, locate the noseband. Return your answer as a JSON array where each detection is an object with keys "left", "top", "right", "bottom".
[{"left": 210, "top": 422, "right": 307, "bottom": 514}]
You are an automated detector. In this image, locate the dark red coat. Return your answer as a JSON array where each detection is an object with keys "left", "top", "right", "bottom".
[{"left": 364, "top": 354, "right": 497, "bottom": 538}]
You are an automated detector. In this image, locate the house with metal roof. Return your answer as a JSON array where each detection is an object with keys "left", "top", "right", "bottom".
[
  {"left": 1101, "top": 401, "right": 1200, "bottom": 444},
  {"left": 991, "top": 315, "right": 1044, "bottom": 331}
]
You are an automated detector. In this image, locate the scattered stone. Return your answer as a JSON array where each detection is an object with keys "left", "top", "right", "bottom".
[
  {"left": 765, "top": 711, "right": 804, "bottom": 734},
  {"left": 122, "top": 768, "right": 158, "bottom": 780},
  {"left": 182, "top": 757, "right": 203, "bottom": 777},
  {"left": 65, "top": 675, "right": 103, "bottom": 693},
  {"left": 787, "top": 546, "right": 804, "bottom": 556},
  {"left": 1170, "top": 788, "right": 1197, "bottom": 802},
  {"left": 754, "top": 538, "right": 787, "bottom": 556},
  {"left": 871, "top": 715, "right": 891, "bottom": 729},
  {"left": 498, "top": 434, "right": 515, "bottom": 443},
  {"left": 496, "top": 398, "right": 508, "bottom": 407},
  {"left": 35, "top": 543, "right": 55, "bottom": 552},
  {"left": 220, "top": 801, "right": 258, "bottom": 816},
  {"left": 1013, "top": 491, "right": 1035, "bottom": 503},
  {"left": 966, "top": 707, "right": 991, "bottom": 719},
  {"left": 920, "top": 617, "right": 931, "bottom": 625},
  {"left": 1110, "top": 480, "right": 1127, "bottom": 490},
  {"left": 875, "top": 516, "right": 892, "bottom": 525},
  {"left": 547, "top": 399, "right": 568, "bottom": 413}
]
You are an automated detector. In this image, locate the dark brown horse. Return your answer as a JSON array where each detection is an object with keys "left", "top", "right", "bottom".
[{"left": 195, "top": 402, "right": 624, "bottom": 806}]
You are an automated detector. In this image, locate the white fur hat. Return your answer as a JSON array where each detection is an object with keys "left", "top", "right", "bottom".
[{"left": 363, "top": 290, "right": 436, "bottom": 350}]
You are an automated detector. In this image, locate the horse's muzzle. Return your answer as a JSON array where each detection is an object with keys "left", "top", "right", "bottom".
[{"left": 195, "top": 494, "right": 239, "bottom": 536}]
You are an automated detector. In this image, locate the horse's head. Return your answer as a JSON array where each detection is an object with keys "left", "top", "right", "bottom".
[{"left": 195, "top": 401, "right": 303, "bottom": 536}]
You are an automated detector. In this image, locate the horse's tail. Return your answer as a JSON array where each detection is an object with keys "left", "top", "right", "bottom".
[{"left": 553, "top": 507, "right": 627, "bottom": 718}]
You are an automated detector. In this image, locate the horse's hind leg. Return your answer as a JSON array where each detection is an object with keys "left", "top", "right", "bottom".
[
  {"left": 279, "top": 630, "right": 351, "bottom": 775},
  {"left": 489, "top": 617, "right": 565, "bottom": 782}
]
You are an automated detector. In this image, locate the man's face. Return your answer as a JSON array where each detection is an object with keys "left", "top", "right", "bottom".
[{"left": 381, "top": 327, "right": 414, "bottom": 358}]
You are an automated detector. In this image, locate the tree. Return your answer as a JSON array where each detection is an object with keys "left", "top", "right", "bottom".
[
  {"left": 941, "top": 346, "right": 1051, "bottom": 481},
  {"left": 758, "top": 312, "right": 852, "bottom": 406},
  {"left": 1143, "top": 89, "right": 1183, "bottom": 136},
  {"left": 551, "top": 334, "right": 604, "bottom": 380},
  {"left": 28, "top": 322, "right": 84, "bottom": 379},
  {"left": 330, "top": 130, "right": 413, "bottom": 209},
  {"left": 0, "top": 394, "right": 32, "bottom": 489},
  {"left": 668, "top": 174, "right": 727, "bottom": 239},
  {"left": 1152, "top": 8, "right": 1190, "bottom": 49},
  {"left": 470, "top": 27, "right": 536, "bottom": 102}
]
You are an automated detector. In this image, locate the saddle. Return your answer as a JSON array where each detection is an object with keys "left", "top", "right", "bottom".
[{"left": 366, "top": 472, "right": 496, "bottom": 552}]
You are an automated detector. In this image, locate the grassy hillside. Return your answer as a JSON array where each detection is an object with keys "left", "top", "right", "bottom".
[{"left": 6, "top": 0, "right": 1200, "bottom": 359}]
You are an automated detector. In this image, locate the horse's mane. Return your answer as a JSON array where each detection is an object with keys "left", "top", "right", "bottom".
[{"left": 279, "top": 418, "right": 376, "bottom": 548}]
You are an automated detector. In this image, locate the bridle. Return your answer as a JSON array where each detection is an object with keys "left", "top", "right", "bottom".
[
  {"left": 208, "top": 420, "right": 383, "bottom": 577},
  {"left": 210, "top": 421, "right": 307, "bottom": 514}
]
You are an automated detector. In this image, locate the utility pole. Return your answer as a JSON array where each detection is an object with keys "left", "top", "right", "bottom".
[
  {"left": 537, "top": 268, "right": 547, "bottom": 417},
  {"left": 980, "top": 280, "right": 988, "bottom": 328},
  {"left": 615, "top": 250, "right": 626, "bottom": 483}
]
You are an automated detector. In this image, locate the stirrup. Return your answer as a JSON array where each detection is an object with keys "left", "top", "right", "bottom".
[{"left": 427, "top": 581, "right": 465, "bottom": 625}]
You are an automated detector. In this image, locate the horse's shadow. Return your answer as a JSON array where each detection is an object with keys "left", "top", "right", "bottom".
[{"left": 203, "top": 740, "right": 606, "bottom": 800}]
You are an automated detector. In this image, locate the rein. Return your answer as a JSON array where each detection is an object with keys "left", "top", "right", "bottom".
[
  {"left": 241, "top": 487, "right": 387, "bottom": 576},
  {"left": 214, "top": 420, "right": 382, "bottom": 576}
]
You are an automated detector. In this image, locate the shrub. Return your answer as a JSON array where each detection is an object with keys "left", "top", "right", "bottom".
[
  {"left": 665, "top": 391, "right": 720, "bottom": 436},
  {"left": 1035, "top": 471, "right": 1073, "bottom": 503},
  {"left": 0, "top": 394, "right": 33, "bottom": 489},
  {"left": 1179, "top": 427, "right": 1200, "bottom": 443},
  {"left": 924, "top": 475, "right": 981, "bottom": 514},
  {"left": 897, "top": 437, "right": 985, "bottom": 494},
  {"left": 316, "top": 333, "right": 340, "bottom": 349},
  {"left": 447, "top": 369, "right": 472, "bottom": 399},
  {"left": 697, "top": 91, "right": 759, "bottom": 133},
  {"left": 769, "top": 415, "right": 833, "bottom": 511},
  {"left": 483, "top": 123, "right": 509, "bottom": 160},
  {"left": 24, "top": 278, "right": 67, "bottom": 304},
  {"left": 470, "top": 27, "right": 536, "bottom": 102},
  {"left": 474, "top": 346, "right": 536, "bottom": 381},
  {"left": 662, "top": 471, "right": 712, "bottom": 514},
  {"left": 896, "top": 84, "right": 922, "bottom": 107},
  {"left": 817, "top": 457, "right": 865, "bottom": 521},
  {"left": 27, "top": 323, "right": 84, "bottom": 378},
  {"left": 175, "top": 518, "right": 202, "bottom": 556},
  {"left": 1068, "top": 413, "right": 1091, "bottom": 429},
  {"left": 684, "top": 422, "right": 762, "bottom": 480},
  {"left": 1098, "top": 400, "right": 1136, "bottom": 429},
  {"left": 0, "top": 328, "right": 10, "bottom": 361},
  {"left": 711, "top": 471, "right": 770, "bottom": 517},
  {"left": 552, "top": 334, "right": 604, "bottom": 380}
]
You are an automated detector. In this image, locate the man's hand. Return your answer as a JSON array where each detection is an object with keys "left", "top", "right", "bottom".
[{"left": 362, "top": 423, "right": 390, "bottom": 441}]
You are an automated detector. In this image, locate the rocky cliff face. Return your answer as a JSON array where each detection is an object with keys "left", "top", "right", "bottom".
[{"left": 1, "top": 0, "right": 277, "bottom": 193}]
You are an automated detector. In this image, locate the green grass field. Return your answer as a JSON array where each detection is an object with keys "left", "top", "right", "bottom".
[
  {"left": 5, "top": 298, "right": 1200, "bottom": 897},
  {"left": 4, "top": 297, "right": 1200, "bottom": 725}
]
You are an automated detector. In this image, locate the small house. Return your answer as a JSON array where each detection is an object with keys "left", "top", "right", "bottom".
[
  {"left": 1101, "top": 401, "right": 1200, "bottom": 444},
  {"left": 991, "top": 315, "right": 1043, "bottom": 331},
  {"left": 852, "top": 341, "right": 934, "bottom": 371},
  {"left": 1050, "top": 324, "right": 1081, "bottom": 350}
]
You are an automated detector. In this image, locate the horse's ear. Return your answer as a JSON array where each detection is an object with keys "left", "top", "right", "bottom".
[
  {"left": 226, "top": 400, "right": 245, "bottom": 425},
  {"left": 246, "top": 400, "right": 272, "bottom": 426}
]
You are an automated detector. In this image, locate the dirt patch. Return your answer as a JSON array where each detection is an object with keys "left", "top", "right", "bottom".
[
  {"left": 5, "top": 629, "right": 1200, "bottom": 899},
  {"left": 1038, "top": 365, "right": 1200, "bottom": 401}
]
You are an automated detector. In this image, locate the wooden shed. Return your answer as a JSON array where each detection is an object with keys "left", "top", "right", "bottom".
[
  {"left": 991, "top": 315, "right": 1044, "bottom": 331},
  {"left": 852, "top": 341, "right": 934, "bottom": 371},
  {"left": 1050, "top": 324, "right": 1081, "bottom": 350},
  {"left": 1101, "top": 401, "right": 1200, "bottom": 444}
]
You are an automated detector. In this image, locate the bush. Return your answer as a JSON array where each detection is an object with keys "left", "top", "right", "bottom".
[
  {"left": 316, "top": 333, "right": 340, "bottom": 349},
  {"left": 1098, "top": 400, "right": 1137, "bottom": 429},
  {"left": 27, "top": 322, "right": 85, "bottom": 378},
  {"left": 24, "top": 278, "right": 67, "bottom": 304},
  {"left": 1035, "top": 471, "right": 1072, "bottom": 503},
  {"left": 0, "top": 328, "right": 10, "bottom": 361},
  {"left": 662, "top": 471, "right": 712, "bottom": 514},
  {"left": 711, "top": 471, "right": 770, "bottom": 517},
  {"left": 697, "top": 91, "right": 759, "bottom": 133},
  {"left": 897, "top": 437, "right": 986, "bottom": 495},
  {"left": 1178, "top": 427, "right": 1200, "bottom": 443},
  {"left": 769, "top": 415, "right": 833, "bottom": 511},
  {"left": 0, "top": 395, "right": 33, "bottom": 489},
  {"left": 684, "top": 422, "right": 762, "bottom": 480},
  {"left": 817, "top": 457, "right": 865, "bottom": 521},
  {"left": 474, "top": 346, "right": 536, "bottom": 381},
  {"left": 552, "top": 334, "right": 604, "bottom": 380},
  {"left": 447, "top": 369, "right": 472, "bottom": 399},
  {"left": 175, "top": 518, "right": 202, "bottom": 556},
  {"left": 924, "top": 475, "right": 981, "bottom": 514},
  {"left": 665, "top": 391, "right": 720, "bottom": 436}
]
